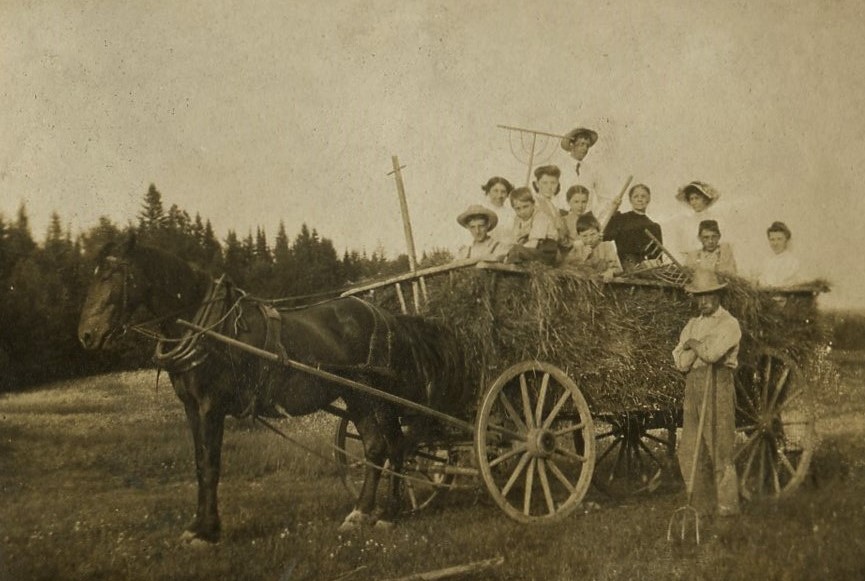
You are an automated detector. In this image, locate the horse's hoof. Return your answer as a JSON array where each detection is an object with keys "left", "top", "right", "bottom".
[
  {"left": 374, "top": 519, "right": 395, "bottom": 530},
  {"left": 179, "top": 530, "right": 219, "bottom": 546},
  {"left": 339, "top": 509, "right": 374, "bottom": 532}
]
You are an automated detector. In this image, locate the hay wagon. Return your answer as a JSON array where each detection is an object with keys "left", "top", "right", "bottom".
[{"left": 326, "top": 260, "right": 829, "bottom": 523}]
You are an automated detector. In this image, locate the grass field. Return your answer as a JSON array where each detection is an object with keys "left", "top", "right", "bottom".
[{"left": 2, "top": 358, "right": 865, "bottom": 580}]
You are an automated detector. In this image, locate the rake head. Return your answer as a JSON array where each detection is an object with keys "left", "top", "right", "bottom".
[{"left": 667, "top": 505, "right": 701, "bottom": 544}]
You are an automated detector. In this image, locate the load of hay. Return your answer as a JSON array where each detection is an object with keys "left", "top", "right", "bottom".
[{"left": 389, "top": 265, "right": 831, "bottom": 413}]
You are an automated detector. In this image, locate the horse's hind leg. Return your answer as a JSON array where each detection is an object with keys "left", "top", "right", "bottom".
[
  {"left": 339, "top": 410, "right": 386, "bottom": 531},
  {"left": 376, "top": 409, "right": 410, "bottom": 528}
]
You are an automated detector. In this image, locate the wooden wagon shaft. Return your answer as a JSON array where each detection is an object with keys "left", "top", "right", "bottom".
[
  {"left": 176, "top": 319, "right": 523, "bottom": 441},
  {"left": 339, "top": 258, "right": 487, "bottom": 296}
]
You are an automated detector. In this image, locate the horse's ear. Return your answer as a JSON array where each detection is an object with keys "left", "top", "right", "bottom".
[{"left": 119, "top": 231, "right": 137, "bottom": 255}]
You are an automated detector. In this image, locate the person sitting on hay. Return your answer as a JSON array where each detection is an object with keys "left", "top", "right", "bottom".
[
  {"left": 684, "top": 219, "right": 737, "bottom": 276},
  {"left": 455, "top": 205, "right": 509, "bottom": 261},
  {"left": 562, "top": 185, "right": 591, "bottom": 247},
  {"left": 506, "top": 187, "right": 559, "bottom": 266},
  {"left": 672, "top": 180, "right": 722, "bottom": 261},
  {"left": 672, "top": 269, "right": 741, "bottom": 518},
  {"left": 757, "top": 221, "right": 801, "bottom": 288},
  {"left": 603, "top": 183, "right": 664, "bottom": 271},
  {"left": 563, "top": 213, "right": 623, "bottom": 281}
]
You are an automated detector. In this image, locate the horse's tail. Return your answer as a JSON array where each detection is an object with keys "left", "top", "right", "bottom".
[{"left": 392, "top": 315, "right": 471, "bottom": 418}]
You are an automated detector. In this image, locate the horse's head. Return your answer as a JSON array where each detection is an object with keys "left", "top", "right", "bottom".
[{"left": 78, "top": 234, "right": 149, "bottom": 350}]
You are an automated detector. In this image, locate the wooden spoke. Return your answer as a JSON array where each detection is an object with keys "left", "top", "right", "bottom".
[
  {"left": 637, "top": 438, "right": 663, "bottom": 467},
  {"left": 406, "top": 481, "right": 419, "bottom": 509},
  {"left": 595, "top": 437, "right": 622, "bottom": 465},
  {"left": 770, "top": 452, "right": 781, "bottom": 495},
  {"left": 734, "top": 430, "right": 761, "bottom": 461},
  {"left": 735, "top": 381, "right": 760, "bottom": 419},
  {"left": 596, "top": 429, "right": 616, "bottom": 439},
  {"left": 777, "top": 448, "right": 797, "bottom": 477},
  {"left": 534, "top": 373, "right": 550, "bottom": 426},
  {"left": 642, "top": 432, "right": 671, "bottom": 446},
  {"left": 739, "top": 435, "right": 761, "bottom": 482},
  {"left": 520, "top": 374, "right": 535, "bottom": 429},
  {"left": 552, "top": 446, "right": 588, "bottom": 463},
  {"left": 523, "top": 458, "right": 536, "bottom": 515},
  {"left": 537, "top": 459, "right": 556, "bottom": 515},
  {"left": 502, "top": 452, "right": 531, "bottom": 497},
  {"left": 609, "top": 435, "right": 628, "bottom": 482},
  {"left": 489, "top": 443, "right": 528, "bottom": 469},
  {"left": 553, "top": 422, "right": 586, "bottom": 437},
  {"left": 761, "top": 356, "right": 773, "bottom": 407},
  {"left": 498, "top": 391, "right": 528, "bottom": 434},
  {"left": 541, "top": 391, "right": 572, "bottom": 430},
  {"left": 767, "top": 366, "right": 791, "bottom": 412},
  {"left": 735, "top": 424, "right": 759, "bottom": 433},
  {"left": 345, "top": 431, "right": 362, "bottom": 441},
  {"left": 758, "top": 441, "right": 767, "bottom": 496},
  {"left": 775, "top": 384, "right": 805, "bottom": 414},
  {"left": 546, "top": 458, "right": 576, "bottom": 494}
]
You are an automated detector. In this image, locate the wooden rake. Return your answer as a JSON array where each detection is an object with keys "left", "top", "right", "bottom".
[{"left": 667, "top": 366, "right": 715, "bottom": 544}]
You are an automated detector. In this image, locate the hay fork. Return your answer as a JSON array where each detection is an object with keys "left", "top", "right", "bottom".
[{"left": 667, "top": 367, "right": 714, "bottom": 544}]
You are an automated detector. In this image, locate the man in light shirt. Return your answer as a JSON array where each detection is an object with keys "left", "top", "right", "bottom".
[{"left": 672, "top": 269, "right": 741, "bottom": 518}]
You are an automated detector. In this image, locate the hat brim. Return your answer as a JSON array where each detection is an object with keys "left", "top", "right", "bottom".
[
  {"left": 684, "top": 281, "right": 727, "bottom": 294},
  {"left": 457, "top": 209, "right": 498, "bottom": 231},
  {"left": 560, "top": 127, "right": 598, "bottom": 151},
  {"left": 676, "top": 182, "right": 720, "bottom": 208}
]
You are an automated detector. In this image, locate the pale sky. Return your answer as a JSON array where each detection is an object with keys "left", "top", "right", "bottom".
[{"left": 2, "top": 1, "right": 864, "bottom": 307}]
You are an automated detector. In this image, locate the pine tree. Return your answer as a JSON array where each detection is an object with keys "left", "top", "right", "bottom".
[{"left": 138, "top": 184, "right": 166, "bottom": 233}]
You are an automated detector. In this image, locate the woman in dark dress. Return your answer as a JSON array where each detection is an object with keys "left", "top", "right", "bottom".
[{"left": 603, "top": 183, "right": 663, "bottom": 271}]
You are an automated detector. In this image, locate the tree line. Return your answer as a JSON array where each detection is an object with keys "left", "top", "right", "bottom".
[{"left": 0, "top": 184, "right": 451, "bottom": 391}]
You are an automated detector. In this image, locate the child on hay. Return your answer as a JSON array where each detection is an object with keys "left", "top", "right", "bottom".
[
  {"left": 506, "top": 187, "right": 560, "bottom": 266},
  {"left": 564, "top": 213, "right": 623, "bottom": 281},
  {"left": 683, "top": 219, "right": 737, "bottom": 276},
  {"left": 532, "top": 165, "right": 570, "bottom": 240},
  {"left": 672, "top": 269, "right": 741, "bottom": 518},
  {"left": 455, "top": 205, "right": 509, "bottom": 260},
  {"left": 563, "top": 184, "right": 592, "bottom": 245},
  {"left": 603, "top": 183, "right": 664, "bottom": 271}
]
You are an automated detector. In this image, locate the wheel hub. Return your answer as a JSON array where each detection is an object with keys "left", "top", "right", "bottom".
[{"left": 527, "top": 428, "right": 557, "bottom": 458}]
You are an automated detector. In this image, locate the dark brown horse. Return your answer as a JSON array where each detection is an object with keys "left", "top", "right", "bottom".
[{"left": 77, "top": 235, "right": 467, "bottom": 544}]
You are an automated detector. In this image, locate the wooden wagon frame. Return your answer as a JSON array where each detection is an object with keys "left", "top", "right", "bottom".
[{"left": 180, "top": 258, "right": 827, "bottom": 524}]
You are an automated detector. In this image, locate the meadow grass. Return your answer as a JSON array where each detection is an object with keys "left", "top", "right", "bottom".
[{"left": 2, "top": 368, "right": 865, "bottom": 580}]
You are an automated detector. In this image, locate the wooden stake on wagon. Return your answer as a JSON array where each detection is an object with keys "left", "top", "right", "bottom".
[{"left": 388, "top": 156, "right": 425, "bottom": 312}]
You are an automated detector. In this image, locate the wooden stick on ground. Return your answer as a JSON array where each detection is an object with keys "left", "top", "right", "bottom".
[{"left": 382, "top": 556, "right": 505, "bottom": 581}]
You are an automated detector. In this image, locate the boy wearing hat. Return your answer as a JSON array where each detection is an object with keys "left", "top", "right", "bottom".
[
  {"left": 684, "top": 219, "right": 738, "bottom": 276},
  {"left": 672, "top": 269, "right": 741, "bottom": 517},
  {"left": 455, "top": 205, "right": 508, "bottom": 260}
]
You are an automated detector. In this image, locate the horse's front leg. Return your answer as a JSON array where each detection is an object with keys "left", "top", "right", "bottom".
[{"left": 180, "top": 399, "right": 226, "bottom": 544}]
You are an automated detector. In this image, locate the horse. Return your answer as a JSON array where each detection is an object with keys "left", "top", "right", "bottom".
[{"left": 77, "top": 234, "right": 468, "bottom": 544}]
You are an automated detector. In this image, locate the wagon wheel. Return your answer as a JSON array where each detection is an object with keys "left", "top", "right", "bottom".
[
  {"left": 591, "top": 411, "right": 677, "bottom": 497},
  {"left": 734, "top": 348, "right": 816, "bottom": 500},
  {"left": 475, "top": 361, "right": 595, "bottom": 523},
  {"left": 333, "top": 417, "right": 454, "bottom": 513}
]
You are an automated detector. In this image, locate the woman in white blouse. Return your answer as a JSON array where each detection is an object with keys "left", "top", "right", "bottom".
[{"left": 757, "top": 221, "right": 801, "bottom": 287}]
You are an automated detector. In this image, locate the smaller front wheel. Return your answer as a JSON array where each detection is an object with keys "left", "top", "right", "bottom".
[{"left": 475, "top": 361, "right": 595, "bottom": 523}]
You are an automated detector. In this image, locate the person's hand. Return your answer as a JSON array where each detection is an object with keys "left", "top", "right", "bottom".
[{"left": 602, "top": 270, "right": 615, "bottom": 283}]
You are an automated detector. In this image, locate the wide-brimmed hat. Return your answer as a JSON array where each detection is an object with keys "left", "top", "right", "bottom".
[
  {"left": 560, "top": 127, "right": 598, "bottom": 151},
  {"left": 684, "top": 269, "right": 727, "bottom": 294},
  {"left": 676, "top": 181, "right": 720, "bottom": 207},
  {"left": 457, "top": 205, "right": 498, "bottom": 230}
]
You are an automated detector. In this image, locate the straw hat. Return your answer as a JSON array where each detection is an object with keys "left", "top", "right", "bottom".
[
  {"left": 676, "top": 181, "right": 720, "bottom": 207},
  {"left": 560, "top": 127, "right": 598, "bottom": 151},
  {"left": 457, "top": 205, "right": 498, "bottom": 230},
  {"left": 684, "top": 269, "right": 727, "bottom": 294}
]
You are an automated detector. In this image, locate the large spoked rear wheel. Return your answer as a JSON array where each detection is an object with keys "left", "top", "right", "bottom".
[
  {"left": 734, "top": 348, "right": 816, "bottom": 500},
  {"left": 475, "top": 361, "right": 595, "bottom": 523},
  {"left": 333, "top": 417, "right": 453, "bottom": 513}
]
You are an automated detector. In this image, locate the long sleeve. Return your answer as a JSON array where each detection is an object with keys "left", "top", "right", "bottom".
[
  {"left": 691, "top": 315, "right": 741, "bottom": 366},
  {"left": 673, "top": 320, "right": 698, "bottom": 372}
]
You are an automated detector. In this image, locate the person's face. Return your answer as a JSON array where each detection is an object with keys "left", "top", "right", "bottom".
[
  {"left": 696, "top": 293, "right": 721, "bottom": 316},
  {"left": 569, "top": 137, "right": 591, "bottom": 161},
  {"left": 688, "top": 192, "right": 709, "bottom": 212},
  {"left": 768, "top": 231, "right": 789, "bottom": 254},
  {"left": 467, "top": 217, "right": 489, "bottom": 243},
  {"left": 569, "top": 193, "right": 589, "bottom": 215},
  {"left": 537, "top": 175, "right": 559, "bottom": 198},
  {"left": 486, "top": 183, "right": 509, "bottom": 207},
  {"left": 699, "top": 229, "right": 721, "bottom": 253},
  {"left": 512, "top": 198, "right": 535, "bottom": 220},
  {"left": 579, "top": 227, "right": 601, "bottom": 248},
  {"left": 629, "top": 187, "right": 651, "bottom": 212}
]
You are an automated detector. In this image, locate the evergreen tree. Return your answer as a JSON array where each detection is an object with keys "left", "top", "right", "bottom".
[{"left": 138, "top": 183, "right": 166, "bottom": 233}]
